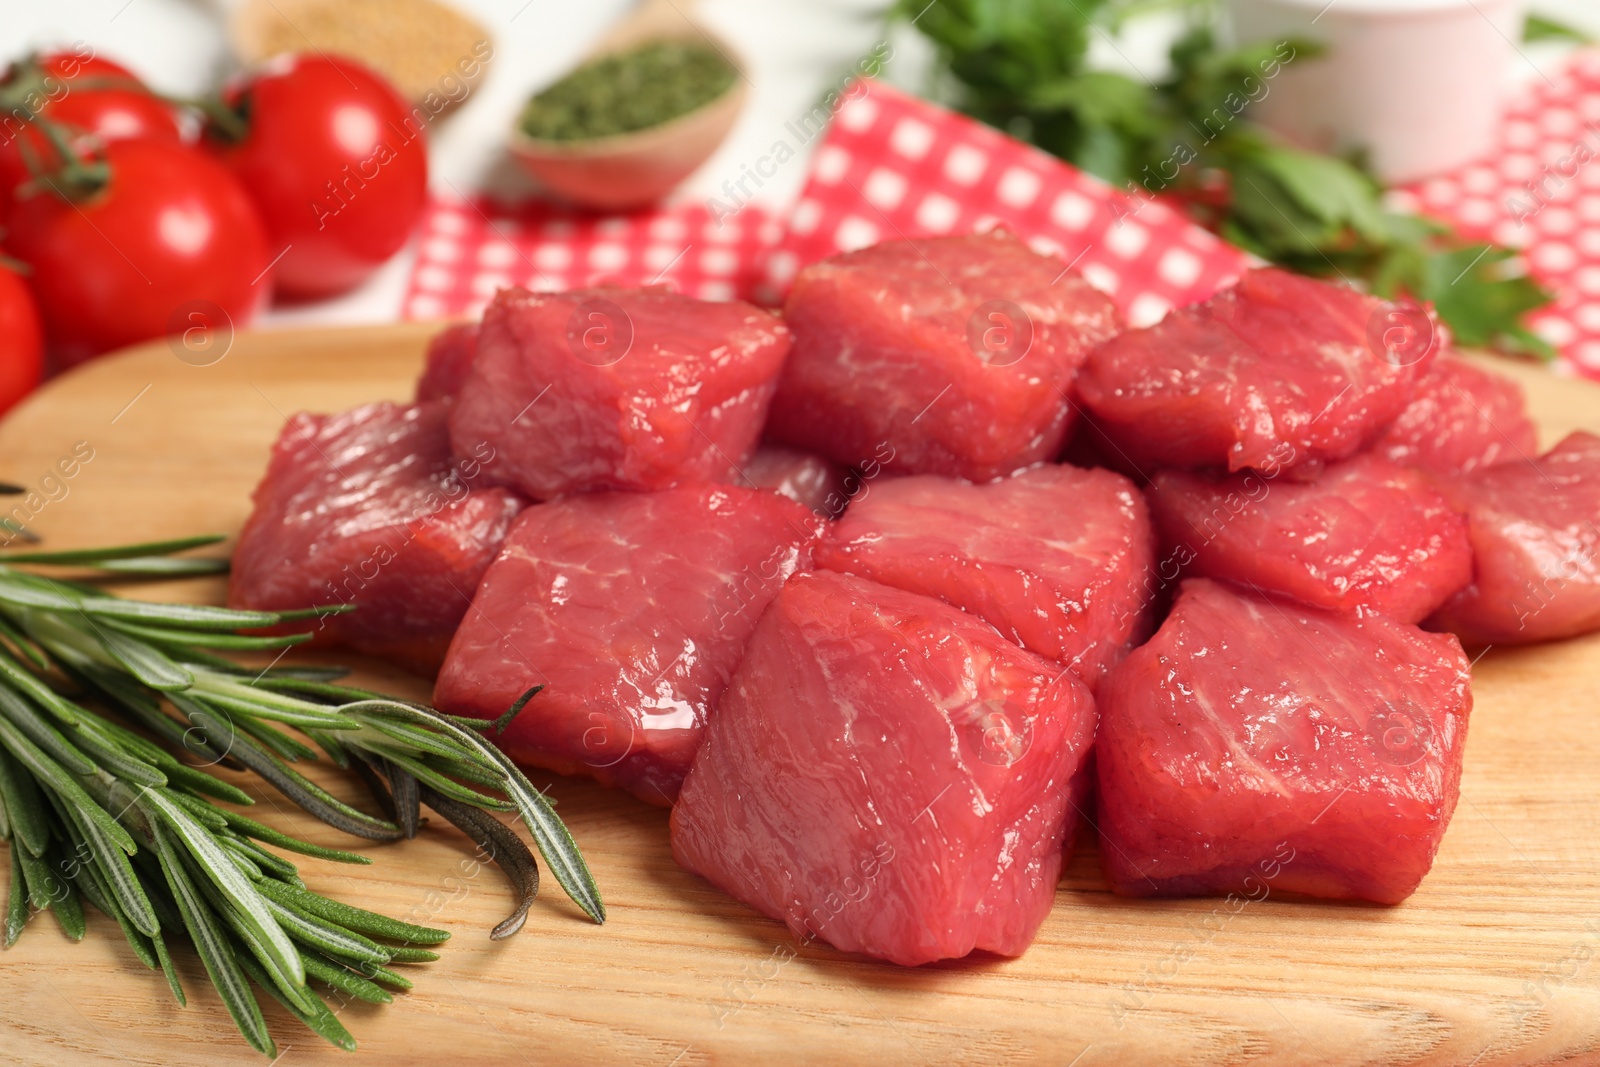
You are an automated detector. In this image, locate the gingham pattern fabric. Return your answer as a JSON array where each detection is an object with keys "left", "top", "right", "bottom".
[
  {"left": 1393, "top": 49, "right": 1600, "bottom": 379},
  {"left": 763, "top": 79, "right": 1249, "bottom": 326},
  {"left": 402, "top": 201, "right": 784, "bottom": 321},
  {"left": 402, "top": 80, "right": 1248, "bottom": 325}
]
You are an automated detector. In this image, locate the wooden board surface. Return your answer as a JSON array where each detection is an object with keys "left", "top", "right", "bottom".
[{"left": 2, "top": 325, "right": 1600, "bottom": 1067}]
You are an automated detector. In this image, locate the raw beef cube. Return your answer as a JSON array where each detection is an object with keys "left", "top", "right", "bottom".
[
  {"left": 415, "top": 322, "right": 478, "bottom": 402},
  {"left": 433, "top": 485, "right": 826, "bottom": 804},
  {"left": 766, "top": 230, "right": 1122, "bottom": 482},
  {"left": 815, "top": 464, "right": 1155, "bottom": 690},
  {"left": 1374, "top": 354, "right": 1537, "bottom": 475},
  {"left": 671, "top": 570, "right": 1096, "bottom": 966},
  {"left": 736, "top": 445, "right": 849, "bottom": 517},
  {"left": 449, "top": 287, "right": 790, "bottom": 500},
  {"left": 1097, "top": 578, "right": 1471, "bottom": 905},
  {"left": 1145, "top": 454, "right": 1471, "bottom": 623},
  {"left": 1078, "top": 268, "right": 1436, "bottom": 472},
  {"left": 1429, "top": 432, "right": 1600, "bottom": 644},
  {"left": 229, "top": 401, "right": 524, "bottom": 673}
]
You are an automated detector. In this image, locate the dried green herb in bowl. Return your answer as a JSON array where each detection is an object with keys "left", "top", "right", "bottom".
[{"left": 519, "top": 40, "right": 738, "bottom": 142}]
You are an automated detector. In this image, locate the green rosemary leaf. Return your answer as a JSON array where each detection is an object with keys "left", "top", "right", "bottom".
[
  {"left": 269, "top": 604, "right": 355, "bottom": 621},
  {"left": 187, "top": 674, "right": 362, "bottom": 731},
  {"left": 75, "top": 598, "right": 282, "bottom": 632},
  {"left": 387, "top": 759, "right": 420, "bottom": 839},
  {"left": 301, "top": 947, "right": 394, "bottom": 1004},
  {"left": 163, "top": 762, "right": 254, "bottom": 807},
  {"left": 150, "top": 819, "right": 275, "bottom": 1057},
  {"left": 216, "top": 811, "right": 372, "bottom": 866},
  {"left": 0, "top": 687, "right": 95, "bottom": 776},
  {"left": 0, "top": 744, "right": 50, "bottom": 856},
  {"left": 364, "top": 744, "right": 514, "bottom": 812},
  {"left": 492, "top": 685, "right": 542, "bottom": 734},
  {"left": 219, "top": 837, "right": 266, "bottom": 880},
  {"left": 94, "top": 557, "right": 232, "bottom": 577},
  {"left": 163, "top": 790, "right": 230, "bottom": 832},
  {"left": 419, "top": 783, "right": 538, "bottom": 941},
  {"left": 304, "top": 728, "right": 350, "bottom": 769},
  {"left": 0, "top": 574, "right": 80, "bottom": 610},
  {"left": 0, "top": 612, "right": 50, "bottom": 670},
  {"left": 93, "top": 626, "right": 194, "bottom": 691},
  {"left": 343, "top": 701, "right": 604, "bottom": 924},
  {"left": 177, "top": 847, "right": 322, "bottom": 1017},
  {"left": 354, "top": 958, "right": 414, "bottom": 991},
  {"left": 253, "top": 879, "right": 449, "bottom": 946},
  {"left": 64, "top": 800, "right": 159, "bottom": 938},
  {"left": 6, "top": 844, "right": 28, "bottom": 945},
  {"left": 348, "top": 711, "right": 484, "bottom": 763},
  {"left": 42, "top": 842, "right": 86, "bottom": 941},
  {"left": 0, "top": 652, "right": 82, "bottom": 726},
  {"left": 140, "top": 789, "right": 305, "bottom": 987},
  {"left": 0, "top": 714, "right": 135, "bottom": 856},
  {"left": 260, "top": 892, "right": 393, "bottom": 965},
  {"left": 0, "top": 535, "right": 227, "bottom": 565},
  {"left": 200, "top": 702, "right": 319, "bottom": 763},
  {"left": 237, "top": 952, "right": 357, "bottom": 1052},
  {"left": 217, "top": 834, "right": 302, "bottom": 886},
  {"left": 101, "top": 617, "right": 311, "bottom": 651},
  {"left": 183, "top": 709, "right": 401, "bottom": 841},
  {"left": 415, "top": 752, "right": 506, "bottom": 791},
  {"left": 150, "top": 927, "right": 188, "bottom": 1006},
  {"left": 383, "top": 945, "right": 440, "bottom": 963},
  {"left": 68, "top": 852, "right": 160, "bottom": 971}
]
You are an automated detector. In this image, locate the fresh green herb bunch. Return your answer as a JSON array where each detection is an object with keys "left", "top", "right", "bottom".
[
  {"left": 0, "top": 536, "right": 603, "bottom": 1056},
  {"left": 899, "top": 0, "right": 1558, "bottom": 358}
]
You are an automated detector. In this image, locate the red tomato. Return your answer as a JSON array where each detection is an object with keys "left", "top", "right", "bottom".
[
  {"left": 212, "top": 54, "right": 427, "bottom": 299},
  {"left": 0, "top": 266, "right": 43, "bottom": 413},
  {"left": 0, "top": 50, "right": 184, "bottom": 223},
  {"left": 5, "top": 139, "right": 271, "bottom": 366}
]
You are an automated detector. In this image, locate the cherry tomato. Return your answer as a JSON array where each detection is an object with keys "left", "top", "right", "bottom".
[
  {"left": 211, "top": 54, "right": 427, "bottom": 299},
  {"left": 0, "top": 50, "right": 183, "bottom": 224},
  {"left": 0, "top": 265, "right": 43, "bottom": 413},
  {"left": 5, "top": 139, "right": 270, "bottom": 366}
]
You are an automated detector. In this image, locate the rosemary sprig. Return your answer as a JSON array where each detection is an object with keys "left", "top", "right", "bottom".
[{"left": 0, "top": 538, "right": 605, "bottom": 1054}]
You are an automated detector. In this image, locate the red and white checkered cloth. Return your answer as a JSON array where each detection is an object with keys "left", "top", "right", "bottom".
[
  {"left": 1395, "top": 49, "right": 1600, "bottom": 379},
  {"left": 402, "top": 80, "right": 1248, "bottom": 325},
  {"left": 402, "top": 200, "right": 784, "bottom": 320},
  {"left": 404, "top": 67, "right": 1600, "bottom": 380}
]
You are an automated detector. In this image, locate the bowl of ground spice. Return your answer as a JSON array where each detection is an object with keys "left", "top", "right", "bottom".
[{"left": 508, "top": 2, "right": 746, "bottom": 209}]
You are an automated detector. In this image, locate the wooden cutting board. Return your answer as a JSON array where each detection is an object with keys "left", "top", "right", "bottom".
[{"left": 2, "top": 324, "right": 1599, "bottom": 1067}]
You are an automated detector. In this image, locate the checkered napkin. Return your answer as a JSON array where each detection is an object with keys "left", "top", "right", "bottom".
[
  {"left": 401, "top": 80, "right": 1248, "bottom": 324},
  {"left": 1393, "top": 49, "right": 1600, "bottom": 378}
]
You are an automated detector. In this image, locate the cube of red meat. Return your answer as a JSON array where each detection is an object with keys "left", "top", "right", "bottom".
[
  {"left": 671, "top": 570, "right": 1096, "bottom": 966},
  {"left": 229, "top": 401, "right": 524, "bottom": 673},
  {"left": 736, "top": 445, "right": 848, "bottom": 517},
  {"left": 815, "top": 464, "right": 1155, "bottom": 691},
  {"left": 1145, "top": 454, "right": 1472, "bottom": 623},
  {"left": 1429, "top": 432, "right": 1600, "bottom": 644},
  {"left": 1078, "top": 268, "right": 1436, "bottom": 472},
  {"left": 415, "top": 322, "right": 478, "bottom": 403},
  {"left": 1097, "top": 578, "right": 1471, "bottom": 905},
  {"left": 766, "top": 230, "right": 1121, "bottom": 482},
  {"left": 448, "top": 287, "right": 790, "bottom": 500},
  {"left": 433, "top": 485, "right": 826, "bottom": 804},
  {"left": 1374, "top": 354, "right": 1538, "bottom": 475}
]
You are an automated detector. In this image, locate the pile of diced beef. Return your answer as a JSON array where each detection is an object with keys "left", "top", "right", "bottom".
[{"left": 230, "top": 228, "right": 1600, "bottom": 967}]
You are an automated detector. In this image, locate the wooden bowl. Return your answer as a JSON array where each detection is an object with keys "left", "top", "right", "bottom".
[
  {"left": 230, "top": 0, "right": 492, "bottom": 114},
  {"left": 508, "top": 0, "right": 748, "bottom": 210}
]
